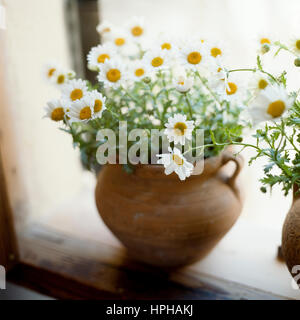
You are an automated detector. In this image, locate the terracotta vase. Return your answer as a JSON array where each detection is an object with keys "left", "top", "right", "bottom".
[
  {"left": 95, "top": 151, "right": 244, "bottom": 268},
  {"left": 282, "top": 185, "right": 300, "bottom": 282}
]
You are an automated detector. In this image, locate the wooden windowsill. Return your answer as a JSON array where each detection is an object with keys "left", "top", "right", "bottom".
[
  {"left": 9, "top": 223, "right": 286, "bottom": 300},
  {"left": 7, "top": 174, "right": 299, "bottom": 300}
]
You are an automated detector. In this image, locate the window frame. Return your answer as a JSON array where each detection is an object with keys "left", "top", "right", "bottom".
[{"left": 0, "top": 147, "right": 18, "bottom": 271}]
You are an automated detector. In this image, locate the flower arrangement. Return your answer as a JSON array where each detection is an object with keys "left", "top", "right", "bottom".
[
  {"left": 44, "top": 17, "right": 299, "bottom": 187},
  {"left": 193, "top": 38, "right": 299, "bottom": 195}
]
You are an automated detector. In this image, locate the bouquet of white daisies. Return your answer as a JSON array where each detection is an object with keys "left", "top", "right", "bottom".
[{"left": 44, "top": 17, "right": 298, "bottom": 184}]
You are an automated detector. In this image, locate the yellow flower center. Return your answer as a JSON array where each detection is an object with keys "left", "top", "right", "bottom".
[
  {"left": 115, "top": 38, "right": 125, "bottom": 46},
  {"left": 70, "top": 88, "right": 83, "bottom": 101},
  {"left": 260, "top": 38, "right": 271, "bottom": 45},
  {"left": 48, "top": 68, "right": 56, "bottom": 77},
  {"left": 97, "top": 53, "right": 110, "bottom": 63},
  {"left": 178, "top": 81, "right": 185, "bottom": 85},
  {"left": 151, "top": 57, "right": 164, "bottom": 67},
  {"left": 57, "top": 74, "right": 65, "bottom": 84},
  {"left": 161, "top": 42, "right": 171, "bottom": 50},
  {"left": 267, "top": 100, "right": 285, "bottom": 118},
  {"left": 296, "top": 40, "right": 300, "bottom": 50},
  {"left": 174, "top": 122, "right": 187, "bottom": 136},
  {"left": 226, "top": 82, "right": 238, "bottom": 95},
  {"left": 131, "top": 26, "right": 143, "bottom": 37},
  {"left": 187, "top": 51, "right": 202, "bottom": 65},
  {"left": 103, "top": 27, "right": 111, "bottom": 33},
  {"left": 258, "top": 79, "right": 268, "bottom": 90},
  {"left": 172, "top": 154, "right": 184, "bottom": 166},
  {"left": 106, "top": 69, "right": 121, "bottom": 82},
  {"left": 79, "top": 106, "right": 92, "bottom": 120},
  {"left": 211, "top": 47, "right": 222, "bottom": 57},
  {"left": 51, "top": 107, "right": 65, "bottom": 121},
  {"left": 94, "top": 100, "right": 103, "bottom": 113},
  {"left": 135, "top": 68, "right": 145, "bottom": 77}
]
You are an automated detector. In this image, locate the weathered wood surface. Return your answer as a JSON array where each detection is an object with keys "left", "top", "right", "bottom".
[
  {"left": 0, "top": 147, "right": 19, "bottom": 270},
  {"left": 9, "top": 224, "right": 286, "bottom": 300}
]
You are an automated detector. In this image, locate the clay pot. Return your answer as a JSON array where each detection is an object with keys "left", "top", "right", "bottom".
[
  {"left": 95, "top": 151, "right": 244, "bottom": 268},
  {"left": 282, "top": 185, "right": 300, "bottom": 283}
]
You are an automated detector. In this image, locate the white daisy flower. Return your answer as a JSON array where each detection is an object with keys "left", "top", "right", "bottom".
[
  {"left": 289, "top": 37, "right": 300, "bottom": 54},
  {"left": 97, "top": 59, "right": 128, "bottom": 89},
  {"left": 67, "top": 70, "right": 76, "bottom": 80},
  {"left": 96, "top": 20, "right": 113, "bottom": 37},
  {"left": 142, "top": 48, "right": 170, "bottom": 72},
  {"left": 223, "top": 81, "right": 240, "bottom": 101},
  {"left": 208, "top": 62, "right": 228, "bottom": 93},
  {"left": 248, "top": 85, "right": 293, "bottom": 125},
  {"left": 68, "top": 96, "right": 94, "bottom": 123},
  {"left": 44, "top": 99, "right": 67, "bottom": 122},
  {"left": 51, "top": 69, "right": 68, "bottom": 86},
  {"left": 173, "top": 74, "right": 193, "bottom": 93},
  {"left": 211, "top": 62, "right": 227, "bottom": 80},
  {"left": 156, "top": 34, "right": 178, "bottom": 53},
  {"left": 44, "top": 62, "right": 59, "bottom": 81},
  {"left": 249, "top": 72, "right": 270, "bottom": 92},
  {"left": 205, "top": 40, "right": 226, "bottom": 60},
  {"left": 257, "top": 35, "right": 273, "bottom": 46},
  {"left": 49, "top": 65, "right": 76, "bottom": 86},
  {"left": 256, "top": 34, "right": 273, "bottom": 54},
  {"left": 87, "top": 43, "right": 116, "bottom": 71},
  {"left": 164, "top": 114, "right": 195, "bottom": 145},
  {"left": 62, "top": 79, "right": 88, "bottom": 102},
  {"left": 110, "top": 29, "right": 129, "bottom": 51},
  {"left": 157, "top": 147, "right": 194, "bottom": 181},
  {"left": 178, "top": 41, "right": 209, "bottom": 71},
  {"left": 219, "top": 73, "right": 245, "bottom": 103},
  {"left": 88, "top": 90, "right": 106, "bottom": 118},
  {"left": 126, "top": 16, "right": 146, "bottom": 42},
  {"left": 128, "top": 60, "right": 149, "bottom": 81}
]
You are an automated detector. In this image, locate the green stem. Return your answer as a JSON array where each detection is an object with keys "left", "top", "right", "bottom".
[
  {"left": 273, "top": 41, "right": 299, "bottom": 58},
  {"left": 259, "top": 70, "right": 278, "bottom": 83},
  {"left": 124, "top": 89, "right": 139, "bottom": 105},
  {"left": 184, "top": 140, "right": 294, "bottom": 179},
  {"left": 106, "top": 106, "right": 120, "bottom": 119},
  {"left": 273, "top": 121, "right": 300, "bottom": 153},
  {"left": 184, "top": 92, "right": 193, "bottom": 119},
  {"left": 286, "top": 133, "right": 300, "bottom": 153},
  {"left": 195, "top": 71, "right": 221, "bottom": 105},
  {"left": 158, "top": 70, "right": 170, "bottom": 101},
  {"left": 183, "top": 141, "right": 261, "bottom": 155},
  {"left": 228, "top": 68, "right": 256, "bottom": 73},
  {"left": 227, "top": 68, "right": 278, "bottom": 84}
]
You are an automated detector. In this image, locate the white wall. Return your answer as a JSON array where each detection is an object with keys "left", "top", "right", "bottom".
[
  {"left": 101, "top": 0, "right": 300, "bottom": 67},
  {"left": 0, "top": 0, "right": 83, "bottom": 225}
]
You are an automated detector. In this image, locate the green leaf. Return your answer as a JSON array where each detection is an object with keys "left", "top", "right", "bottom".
[
  {"left": 210, "top": 130, "right": 216, "bottom": 144},
  {"left": 257, "top": 55, "right": 263, "bottom": 70}
]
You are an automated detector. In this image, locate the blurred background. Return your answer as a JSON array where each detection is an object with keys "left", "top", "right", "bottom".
[{"left": 0, "top": 0, "right": 299, "bottom": 298}]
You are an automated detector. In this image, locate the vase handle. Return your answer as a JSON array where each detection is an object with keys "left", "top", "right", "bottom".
[
  {"left": 221, "top": 152, "right": 244, "bottom": 198},
  {"left": 293, "top": 184, "right": 300, "bottom": 203}
]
